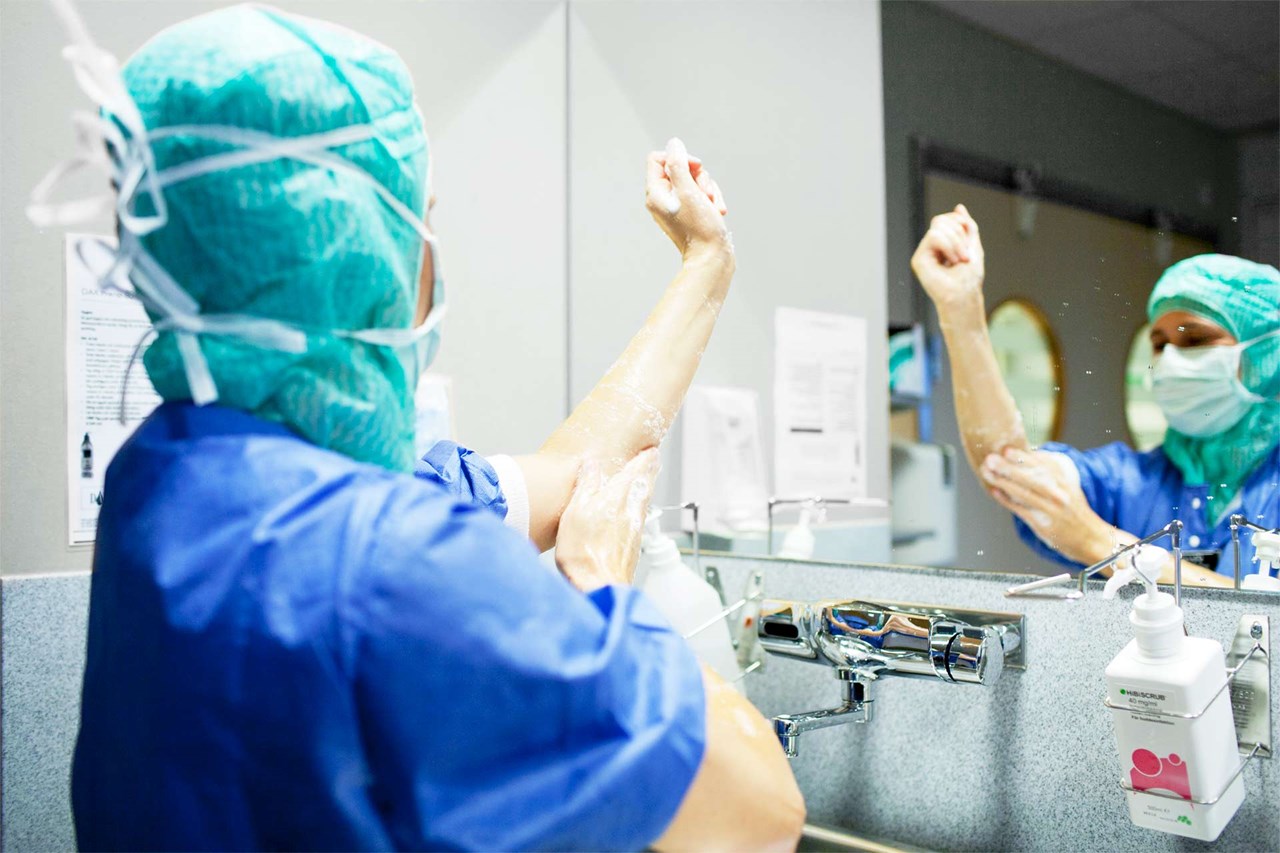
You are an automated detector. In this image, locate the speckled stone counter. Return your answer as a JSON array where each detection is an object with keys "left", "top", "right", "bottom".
[
  {"left": 1, "top": 572, "right": 89, "bottom": 852},
  {"left": 3, "top": 562, "right": 1277, "bottom": 852},
  {"left": 705, "top": 553, "right": 1280, "bottom": 853}
]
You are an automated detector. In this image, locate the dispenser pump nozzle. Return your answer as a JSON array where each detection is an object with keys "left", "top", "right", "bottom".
[
  {"left": 1101, "top": 546, "right": 1183, "bottom": 659},
  {"left": 1102, "top": 545, "right": 1163, "bottom": 600}
]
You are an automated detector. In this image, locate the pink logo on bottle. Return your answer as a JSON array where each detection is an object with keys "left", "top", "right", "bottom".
[{"left": 1130, "top": 749, "right": 1191, "bottom": 800}]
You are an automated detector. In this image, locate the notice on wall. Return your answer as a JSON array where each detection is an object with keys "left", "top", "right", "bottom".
[
  {"left": 773, "top": 307, "right": 867, "bottom": 501},
  {"left": 66, "top": 235, "right": 163, "bottom": 544},
  {"left": 681, "top": 385, "right": 769, "bottom": 534}
]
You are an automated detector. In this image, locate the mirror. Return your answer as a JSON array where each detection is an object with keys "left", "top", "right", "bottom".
[
  {"left": 1124, "top": 324, "right": 1167, "bottom": 452},
  {"left": 988, "top": 299, "right": 1063, "bottom": 447},
  {"left": 874, "top": 1, "right": 1278, "bottom": 592}
]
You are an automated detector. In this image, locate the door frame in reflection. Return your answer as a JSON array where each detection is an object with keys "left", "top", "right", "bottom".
[{"left": 907, "top": 137, "right": 1220, "bottom": 334}]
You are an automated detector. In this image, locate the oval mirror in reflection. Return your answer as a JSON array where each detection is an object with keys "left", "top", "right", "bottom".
[
  {"left": 988, "top": 299, "right": 1063, "bottom": 446},
  {"left": 1125, "top": 323, "right": 1167, "bottom": 451}
]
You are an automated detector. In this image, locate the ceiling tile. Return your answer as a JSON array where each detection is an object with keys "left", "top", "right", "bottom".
[
  {"left": 1142, "top": 0, "right": 1279, "bottom": 71},
  {"left": 927, "top": 0, "right": 1278, "bottom": 130},
  {"left": 1025, "top": 10, "right": 1219, "bottom": 77},
  {"left": 929, "top": 0, "right": 1126, "bottom": 39},
  {"left": 1122, "top": 59, "right": 1278, "bottom": 130}
]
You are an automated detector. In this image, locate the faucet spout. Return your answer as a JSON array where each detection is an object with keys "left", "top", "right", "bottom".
[{"left": 772, "top": 672, "right": 872, "bottom": 758}]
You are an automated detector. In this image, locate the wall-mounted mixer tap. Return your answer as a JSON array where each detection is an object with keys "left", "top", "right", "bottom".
[{"left": 758, "top": 598, "right": 1025, "bottom": 756}]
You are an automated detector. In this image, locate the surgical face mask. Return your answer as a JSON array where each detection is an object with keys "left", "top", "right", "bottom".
[
  {"left": 354, "top": 229, "right": 446, "bottom": 394},
  {"left": 413, "top": 374, "right": 455, "bottom": 457},
  {"left": 28, "top": 0, "right": 442, "bottom": 411},
  {"left": 1152, "top": 330, "right": 1279, "bottom": 436}
]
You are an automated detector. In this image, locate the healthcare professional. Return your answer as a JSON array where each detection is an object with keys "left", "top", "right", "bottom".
[
  {"left": 912, "top": 206, "right": 1278, "bottom": 585},
  {"left": 30, "top": 3, "right": 805, "bottom": 850}
]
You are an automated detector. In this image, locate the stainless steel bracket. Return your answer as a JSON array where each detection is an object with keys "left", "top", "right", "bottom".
[
  {"left": 1228, "top": 615, "right": 1271, "bottom": 758},
  {"left": 765, "top": 495, "right": 888, "bottom": 555},
  {"left": 657, "top": 501, "right": 700, "bottom": 575}
]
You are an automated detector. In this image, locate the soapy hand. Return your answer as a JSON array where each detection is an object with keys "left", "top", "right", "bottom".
[
  {"left": 911, "top": 205, "right": 985, "bottom": 311},
  {"left": 981, "top": 448, "right": 1113, "bottom": 565},
  {"left": 646, "top": 137, "right": 731, "bottom": 262},
  {"left": 555, "top": 448, "right": 661, "bottom": 593}
]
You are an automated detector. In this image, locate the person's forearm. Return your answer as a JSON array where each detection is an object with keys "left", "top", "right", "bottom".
[
  {"left": 936, "top": 295, "right": 1029, "bottom": 474},
  {"left": 547, "top": 247, "right": 732, "bottom": 462},
  {"left": 518, "top": 246, "right": 734, "bottom": 551}
]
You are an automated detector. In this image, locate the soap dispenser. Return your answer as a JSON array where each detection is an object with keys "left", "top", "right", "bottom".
[
  {"left": 1103, "top": 546, "right": 1245, "bottom": 841},
  {"left": 635, "top": 510, "right": 743, "bottom": 691},
  {"left": 778, "top": 505, "right": 817, "bottom": 560},
  {"left": 1242, "top": 529, "right": 1280, "bottom": 591}
]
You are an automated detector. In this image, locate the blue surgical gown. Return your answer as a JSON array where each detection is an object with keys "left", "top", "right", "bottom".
[
  {"left": 72, "top": 403, "right": 706, "bottom": 852},
  {"left": 1015, "top": 441, "right": 1280, "bottom": 578}
]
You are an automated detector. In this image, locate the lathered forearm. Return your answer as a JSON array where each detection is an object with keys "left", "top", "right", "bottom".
[
  {"left": 517, "top": 246, "right": 734, "bottom": 551},
  {"left": 544, "top": 248, "right": 733, "bottom": 465},
  {"left": 937, "top": 295, "right": 1029, "bottom": 475}
]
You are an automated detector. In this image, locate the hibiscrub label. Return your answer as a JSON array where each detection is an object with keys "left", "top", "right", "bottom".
[
  {"left": 1130, "top": 748, "right": 1191, "bottom": 799},
  {"left": 1119, "top": 686, "right": 1167, "bottom": 710}
]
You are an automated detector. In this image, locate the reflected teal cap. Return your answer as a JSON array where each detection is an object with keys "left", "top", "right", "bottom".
[
  {"left": 126, "top": 5, "right": 429, "bottom": 470},
  {"left": 1147, "top": 254, "right": 1280, "bottom": 342}
]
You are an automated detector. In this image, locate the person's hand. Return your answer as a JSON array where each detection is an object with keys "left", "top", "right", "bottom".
[
  {"left": 555, "top": 449, "right": 661, "bottom": 593},
  {"left": 910, "top": 204, "right": 985, "bottom": 312},
  {"left": 980, "top": 448, "right": 1114, "bottom": 565},
  {"left": 646, "top": 137, "right": 731, "bottom": 264}
]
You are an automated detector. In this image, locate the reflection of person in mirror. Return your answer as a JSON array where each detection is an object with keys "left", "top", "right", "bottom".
[{"left": 912, "top": 205, "right": 1278, "bottom": 587}]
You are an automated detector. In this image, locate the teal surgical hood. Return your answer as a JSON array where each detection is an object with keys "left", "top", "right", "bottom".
[{"left": 120, "top": 4, "right": 431, "bottom": 470}]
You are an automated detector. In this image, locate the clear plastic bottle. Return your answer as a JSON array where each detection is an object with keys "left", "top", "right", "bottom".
[
  {"left": 636, "top": 511, "right": 743, "bottom": 692},
  {"left": 1103, "top": 547, "right": 1245, "bottom": 840}
]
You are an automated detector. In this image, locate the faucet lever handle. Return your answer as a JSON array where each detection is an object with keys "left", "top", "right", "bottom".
[{"left": 930, "top": 620, "right": 1004, "bottom": 685}]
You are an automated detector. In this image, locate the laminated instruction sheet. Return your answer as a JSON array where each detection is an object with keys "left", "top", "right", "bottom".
[
  {"left": 773, "top": 307, "right": 867, "bottom": 500},
  {"left": 65, "top": 235, "right": 162, "bottom": 544}
]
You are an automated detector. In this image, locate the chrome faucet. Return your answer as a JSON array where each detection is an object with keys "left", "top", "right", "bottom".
[{"left": 759, "top": 598, "right": 1025, "bottom": 756}]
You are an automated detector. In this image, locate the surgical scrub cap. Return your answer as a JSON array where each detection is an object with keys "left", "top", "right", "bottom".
[
  {"left": 1147, "top": 253, "right": 1280, "bottom": 515},
  {"left": 125, "top": 5, "right": 429, "bottom": 470},
  {"left": 1148, "top": 254, "right": 1280, "bottom": 343}
]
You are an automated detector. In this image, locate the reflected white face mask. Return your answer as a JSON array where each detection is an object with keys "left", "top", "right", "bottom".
[{"left": 1152, "top": 330, "right": 1279, "bottom": 436}]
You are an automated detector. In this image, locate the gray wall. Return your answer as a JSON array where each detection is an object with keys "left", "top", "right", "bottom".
[
  {"left": 1237, "top": 130, "right": 1279, "bottom": 267},
  {"left": 882, "top": 1, "right": 1239, "bottom": 327}
]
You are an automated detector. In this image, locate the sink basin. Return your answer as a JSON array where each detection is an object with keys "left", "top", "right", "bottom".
[{"left": 797, "top": 823, "right": 930, "bottom": 853}]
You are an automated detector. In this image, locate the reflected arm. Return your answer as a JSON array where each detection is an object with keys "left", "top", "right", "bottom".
[
  {"left": 936, "top": 295, "right": 1030, "bottom": 475},
  {"left": 911, "top": 206, "right": 1029, "bottom": 480}
]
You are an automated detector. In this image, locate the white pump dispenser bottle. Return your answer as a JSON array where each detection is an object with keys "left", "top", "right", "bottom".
[
  {"left": 1103, "top": 547, "right": 1245, "bottom": 841},
  {"left": 1242, "top": 529, "right": 1280, "bottom": 591},
  {"left": 635, "top": 511, "right": 743, "bottom": 692}
]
